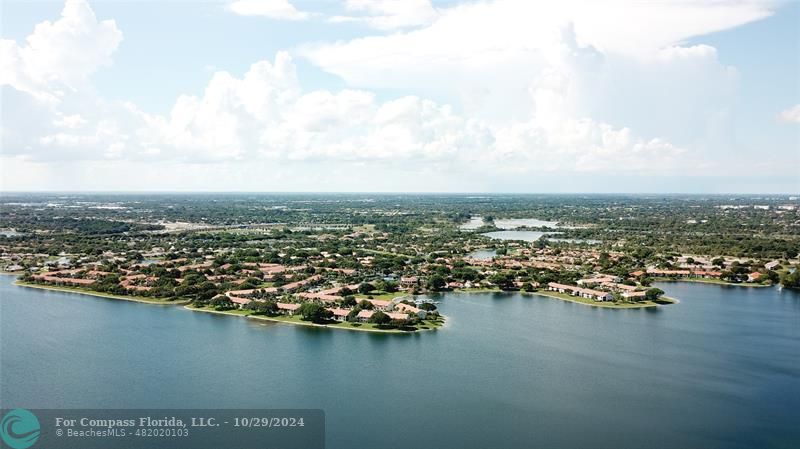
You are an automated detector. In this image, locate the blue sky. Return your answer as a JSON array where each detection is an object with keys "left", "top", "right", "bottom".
[{"left": 1, "top": 0, "right": 798, "bottom": 193}]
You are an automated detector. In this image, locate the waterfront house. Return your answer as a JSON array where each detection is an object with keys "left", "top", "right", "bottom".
[
  {"left": 400, "top": 276, "right": 419, "bottom": 288},
  {"left": 747, "top": 272, "right": 763, "bottom": 282},
  {"left": 386, "top": 312, "right": 409, "bottom": 321},
  {"left": 277, "top": 302, "right": 300, "bottom": 316},
  {"left": 577, "top": 275, "right": 621, "bottom": 286},
  {"left": 693, "top": 270, "right": 723, "bottom": 279},
  {"left": 622, "top": 291, "right": 648, "bottom": 300},
  {"left": 230, "top": 297, "right": 252, "bottom": 308},
  {"left": 356, "top": 310, "right": 374, "bottom": 322},
  {"left": 547, "top": 282, "right": 613, "bottom": 301},
  {"left": 361, "top": 298, "right": 392, "bottom": 311},
  {"left": 601, "top": 282, "right": 637, "bottom": 292},
  {"left": 646, "top": 269, "right": 692, "bottom": 278},
  {"left": 328, "top": 308, "right": 350, "bottom": 322},
  {"left": 393, "top": 302, "right": 427, "bottom": 319}
]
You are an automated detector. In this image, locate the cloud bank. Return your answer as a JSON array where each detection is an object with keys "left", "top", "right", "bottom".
[{"left": 1, "top": 0, "right": 794, "bottom": 192}]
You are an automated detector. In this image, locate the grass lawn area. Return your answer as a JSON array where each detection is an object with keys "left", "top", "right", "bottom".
[
  {"left": 658, "top": 277, "right": 769, "bottom": 288},
  {"left": 355, "top": 291, "right": 407, "bottom": 301},
  {"left": 448, "top": 287, "right": 677, "bottom": 308}
]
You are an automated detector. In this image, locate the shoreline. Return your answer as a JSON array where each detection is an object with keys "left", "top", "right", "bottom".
[
  {"left": 654, "top": 278, "right": 770, "bottom": 288},
  {"left": 453, "top": 288, "right": 677, "bottom": 308},
  {"left": 531, "top": 290, "right": 678, "bottom": 308},
  {"left": 184, "top": 305, "right": 443, "bottom": 334},
  {"left": 13, "top": 280, "right": 189, "bottom": 305},
  {"left": 5, "top": 276, "right": 442, "bottom": 334}
]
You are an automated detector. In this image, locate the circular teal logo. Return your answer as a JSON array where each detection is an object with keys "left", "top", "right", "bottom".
[{"left": 1, "top": 409, "right": 40, "bottom": 449}]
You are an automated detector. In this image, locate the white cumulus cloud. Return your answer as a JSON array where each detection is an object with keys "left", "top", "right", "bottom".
[
  {"left": 778, "top": 104, "right": 800, "bottom": 124},
  {"left": 2, "top": 0, "right": 793, "bottom": 192},
  {"left": 0, "top": 0, "right": 122, "bottom": 101}
]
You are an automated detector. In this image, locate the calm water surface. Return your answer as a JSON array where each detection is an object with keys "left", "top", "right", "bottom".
[
  {"left": 2, "top": 275, "right": 799, "bottom": 449},
  {"left": 483, "top": 230, "right": 550, "bottom": 241},
  {"left": 459, "top": 216, "right": 485, "bottom": 230},
  {"left": 493, "top": 218, "right": 561, "bottom": 229}
]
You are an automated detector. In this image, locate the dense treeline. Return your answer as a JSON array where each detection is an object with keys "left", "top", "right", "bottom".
[{"left": 1, "top": 193, "right": 797, "bottom": 267}]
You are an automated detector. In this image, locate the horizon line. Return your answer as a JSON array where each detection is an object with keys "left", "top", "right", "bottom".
[{"left": 1, "top": 191, "right": 799, "bottom": 196}]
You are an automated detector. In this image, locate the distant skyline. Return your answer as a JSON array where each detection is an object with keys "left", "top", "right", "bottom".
[{"left": 1, "top": 0, "right": 798, "bottom": 193}]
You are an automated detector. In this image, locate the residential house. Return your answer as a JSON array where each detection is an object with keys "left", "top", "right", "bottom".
[
  {"left": 393, "top": 302, "right": 427, "bottom": 319},
  {"left": 276, "top": 302, "right": 300, "bottom": 316},
  {"left": 328, "top": 308, "right": 350, "bottom": 322}
]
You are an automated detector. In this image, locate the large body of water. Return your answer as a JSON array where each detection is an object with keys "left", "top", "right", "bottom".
[{"left": 2, "top": 275, "right": 799, "bottom": 449}]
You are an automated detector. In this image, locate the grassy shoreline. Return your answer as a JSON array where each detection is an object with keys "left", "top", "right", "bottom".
[
  {"left": 454, "top": 287, "right": 677, "bottom": 308},
  {"left": 13, "top": 280, "right": 189, "bottom": 305},
  {"left": 7, "top": 276, "right": 442, "bottom": 334},
  {"left": 185, "top": 305, "right": 444, "bottom": 334},
  {"left": 655, "top": 277, "right": 770, "bottom": 288},
  {"left": 531, "top": 290, "right": 677, "bottom": 308}
]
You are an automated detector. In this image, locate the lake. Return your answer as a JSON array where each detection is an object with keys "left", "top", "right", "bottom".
[
  {"left": 2, "top": 275, "right": 799, "bottom": 449},
  {"left": 460, "top": 216, "right": 485, "bottom": 230},
  {"left": 483, "top": 230, "right": 549, "bottom": 241},
  {"left": 493, "top": 218, "right": 561, "bottom": 229}
]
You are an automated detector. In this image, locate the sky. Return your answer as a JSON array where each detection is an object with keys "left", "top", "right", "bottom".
[{"left": 1, "top": 0, "right": 798, "bottom": 193}]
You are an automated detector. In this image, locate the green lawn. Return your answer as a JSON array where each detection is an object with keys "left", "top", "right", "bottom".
[
  {"left": 657, "top": 277, "right": 769, "bottom": 288},
  {"left": 355, "top": 291, "right": 407, "bottom": 301}
]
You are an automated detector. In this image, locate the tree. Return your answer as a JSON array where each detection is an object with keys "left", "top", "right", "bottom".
[
  {"left": 428, "top": 275, "right": 447, "bottom": 291},
  {"left": 375, "top": 280, "right": 398, "bottom": 293},
  {"left": 358, "top": 283, "right": 375, "bottom": 294},
  {"left": 341, "top": 295, "right": 357, "bottom": 307},
  {"left": 419, "top": 302, "right": 437, "bottom": 311},
  {"left": 245, "top": 300, "right": 278, "bottom": 315},
  {"left": 645, "top": 288, "right": 665, "bottom": 301},
  {"left": 346, "top": 308, "right": 361, "bottom": 322},
  {"left": 297, "top": 302, "right": 332, "bottom": 323},
  {"left": 780, "top": 270, "right": 800, "bottom": 289},
  {"left": 209, "top": 295, "right": 235, "bottom": 311},
  {"left": 489, "top": 272, "right": 515, "bottom": 290},
  {"left": 369, "top": 310, "right": 391, "bottom": 325},
  {"left": 358, "top": 299, "right": 374, "bottom": 310}
]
